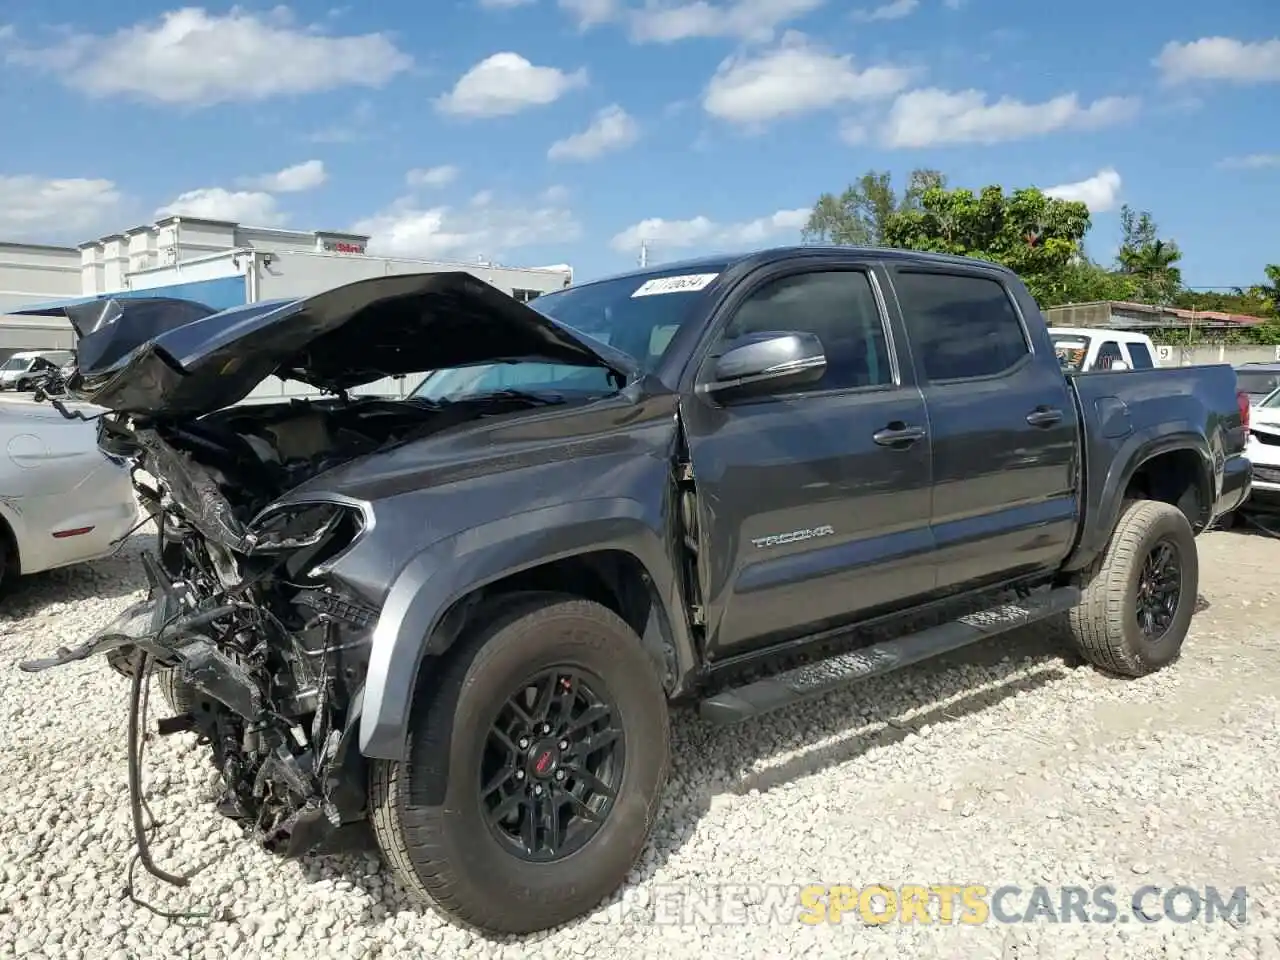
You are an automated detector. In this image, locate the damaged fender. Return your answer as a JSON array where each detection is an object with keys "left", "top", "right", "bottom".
[{"left": 358, "top": 498, "right": 692, "bottom": 761}]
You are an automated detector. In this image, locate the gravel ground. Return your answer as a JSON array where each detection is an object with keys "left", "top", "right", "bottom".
[{"left": 2, "top": 523, "right": 1279, "bottom": 959}]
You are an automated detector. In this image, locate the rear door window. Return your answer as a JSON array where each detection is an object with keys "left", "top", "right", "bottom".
[
  {"left": 1126, "top": 342, "right": 1155, "bottom": 368},
  {"left": 1095, "top": 342, "right": 1125, "bottom": 370},
  {"left": 893, "top": 271, "right": 1029, "bottom": 382}
]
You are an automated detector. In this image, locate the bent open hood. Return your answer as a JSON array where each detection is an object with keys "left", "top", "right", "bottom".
[{"left": 35, "top": 272, "right": 636, "bottom": 417}]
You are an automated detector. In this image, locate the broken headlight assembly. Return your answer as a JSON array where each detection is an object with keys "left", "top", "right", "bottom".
[{"left": 244, "top": 502, "right": 364, "bottom": 557}]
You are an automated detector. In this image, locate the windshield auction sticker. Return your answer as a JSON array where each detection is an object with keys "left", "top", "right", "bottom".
[{"left": 631, "top": 273, "right": 719, "bottom": 297}]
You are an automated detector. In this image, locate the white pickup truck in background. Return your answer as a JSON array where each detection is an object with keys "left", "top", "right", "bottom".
[{"left": 1050, "top": 327, "right": 1160, "bottom": 372}]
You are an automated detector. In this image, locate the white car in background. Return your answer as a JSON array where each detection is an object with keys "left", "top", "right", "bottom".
[
  {"left": 1243, "top": 386, "right": 1280, "bottom": 514},
  {"left": 1050, "top": 328, "right": 1160, "bottom": 372},
  {"left": 0, "top": 350, "right": 75, "bottom": 392},
  {"left": 0, "top": 402, "right": 140, "bottom": 589}
]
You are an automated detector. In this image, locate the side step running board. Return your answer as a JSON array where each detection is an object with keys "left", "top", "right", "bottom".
[{"left": 698, "top": 585, "right": 1080, "bottom": 725}]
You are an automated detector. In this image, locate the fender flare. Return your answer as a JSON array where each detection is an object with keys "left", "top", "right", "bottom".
[
  {"left": 357, "top": 497, "right": 692, "bottom": 760},
  {"left": 1068, "top": 425, "right": 1214, "bottom": 570}
]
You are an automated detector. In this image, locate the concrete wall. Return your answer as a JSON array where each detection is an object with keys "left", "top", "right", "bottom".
[
  {"left": 0, "top": 316, "right": 76, "bottom": 351},
  {"left": 255, "top": 250, "right": 572, "bottom": 301},
  {"left": 0, "top": 243, "right": 81, "bottom": 313},
  {"left": 1154, "top": 343, "right": 1280, "bottom": 367}
]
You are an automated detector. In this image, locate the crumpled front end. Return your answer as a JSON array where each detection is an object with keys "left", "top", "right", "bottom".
[{"left": 20, "top": 420, "right": 383, "bottom": 861}]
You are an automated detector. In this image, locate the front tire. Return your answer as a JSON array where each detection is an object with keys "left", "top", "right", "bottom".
[
  {"left": 369, "top": 594, "right": 670, "bottom": 935},
  {"left": 155, "top": 666, "right": 199, "bottom": 715},
  {"left": 1066, "top": 499, "right": 1199, "bottom": 676}
]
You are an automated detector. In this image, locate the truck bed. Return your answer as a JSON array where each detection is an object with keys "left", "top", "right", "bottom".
[{"left": 1064, "top": 362, "right": 1249, "bottom": 571}]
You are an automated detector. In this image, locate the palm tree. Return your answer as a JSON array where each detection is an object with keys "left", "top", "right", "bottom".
[
  {"left": 1247, "top": 264, "right": 1280, "bottom": 312},
  {"left": 1115, "top": 205, "right": 1183, "bottom": 304}
]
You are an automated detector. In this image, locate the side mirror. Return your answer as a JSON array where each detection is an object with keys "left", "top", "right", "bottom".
[
  {"left": 1111, "top": 359, "right": 1131, "bottom": 371},
  {"left": 702, "top": 331, "right": 826, "bottom": 398}
]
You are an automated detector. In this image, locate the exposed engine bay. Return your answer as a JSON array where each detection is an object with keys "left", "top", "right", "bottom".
[{"left": 24, "top": 392, "right": 560, "bottom": 871}]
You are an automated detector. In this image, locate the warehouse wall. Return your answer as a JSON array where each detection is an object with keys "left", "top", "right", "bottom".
[
  {"left": 255, "top": 250, "right": 571, "bottom": 301},
  {"left": 0, "top": 243, "right": 81, "bottom": 316},
  {"left": 0, "top": 316, "right": 76, "bottom": 351}
]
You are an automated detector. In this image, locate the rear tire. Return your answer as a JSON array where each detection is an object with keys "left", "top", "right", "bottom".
[
  {"left": 0, "top": 536, "right": 11, "bottom": 595},
  {"left": 1066, "top": 499, "right": 1199, "bottom": 677},
  {"left": 369, "top": 594, "right": 670, "bottom": 935}
]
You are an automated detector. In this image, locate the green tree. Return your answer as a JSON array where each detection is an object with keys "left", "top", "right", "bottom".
[
  {"left": 1246, "top": 264, "right": 1280, "bottom": 312},
  {"left": 1115, "top": 205, "right": 1182, "bottom": 305},
  {"left": 1053, "top": 259, "right": 1137, "bottom": 309},
  {"left": 879, "top": 183, "right": 1092, "bottom": 305},
  {"left": 1170, "top": 286, "right": 1276, "bottom": 320},
  {"left": 803, "top": 168, "right": 947, "bottom": 246}
]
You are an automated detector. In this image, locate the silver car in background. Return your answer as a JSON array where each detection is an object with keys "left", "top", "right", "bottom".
[{"left": 0, "top": 402, "right": 140, "bottom": 588}]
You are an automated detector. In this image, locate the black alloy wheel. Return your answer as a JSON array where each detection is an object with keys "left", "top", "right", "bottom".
[
  {"left": 480, "top": 667, "right": 625, "bottom": 862},
  {"left": 1135, "top": 538, "right": 1182, "bottom": 642},
  {"left": 1065, "top": 499, "right": 1199, "bottom": 677},
  {"left": 367, "top": 594, "right": 671, "bottom": 935}
]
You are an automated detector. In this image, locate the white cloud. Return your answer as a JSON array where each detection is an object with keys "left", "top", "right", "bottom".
[
  {"left": 610, "top": 207, "right": 808, "bottom": 253},
  {"left": 559, "top": 0, "right": 622, "bottom": 29},
  {"left": 353, "top": 194, "right": 581, "bottom": 260},
  {"left": 852, "top": 0, "right": 918, "bottom": 22},
  {"left": 5, "top": 7, "right": 412, "bottom": 107},
  {"left": 239, "top": 159, "right": 327, "bottom": 193},
  {"left": 308, "top": 100, "right": 376, "bottom": 143},
  {"left": 0, "top": 175, "right": 123, "bottom": 240},
  {"left": 629, "top": 0, "right": 823, "bottom": 44},
  {"left": 406, "top": 165, "right": 460, "bottom": 188},
  {"left": 1217, "top": 154, "right": 1280, "bottom": 170},
  {"left": 703, "top": 32, "right": 914, "bottom": 124},
  {"left": 839, "top": 118, "right": 870, "bottom": 144},
  {"left": 436, "top": 52, "right": 587, "bottom": 117},
  {"left": 156, "top": 187, "right": 285, "bottom": 226},
  {"left": 548, "top": 104, "right": 640, "bottom": 160},
  {"left": 541, "top": 185, "right": 572, "bottom": 203},
  {"left": 1043, "top": 168, "right": 1122, "bottom": 213},
  {"left": 881, "top": 88, "right": 1139, "bottom": 147},
  {"left": 1156, "top": 37, "right": 1280, "bottom": 85}
]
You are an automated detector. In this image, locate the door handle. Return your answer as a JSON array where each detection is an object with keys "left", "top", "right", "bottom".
[
  {"left": 1026, "top": 407, "right": 1063, "bottom": 427},
  {"left": 873, "top": 424, "right": 926, "bottom": 447}
]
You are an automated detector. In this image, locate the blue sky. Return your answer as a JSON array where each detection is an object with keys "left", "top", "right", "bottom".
[{"left": 0, "top": 0, "right": 1277, "bottom": 288}]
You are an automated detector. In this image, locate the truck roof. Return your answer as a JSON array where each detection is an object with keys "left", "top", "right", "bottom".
[
  {"left": 572, "top": 245, "right": 1019, "bottom": 292},
  {"left": 1049, "top": 327, "right": 1154, "bottom": 342}
]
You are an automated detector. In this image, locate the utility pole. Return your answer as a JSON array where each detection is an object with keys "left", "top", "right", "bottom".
[{"left": 638, "top": 240, "right": 649, "bottom": 268}]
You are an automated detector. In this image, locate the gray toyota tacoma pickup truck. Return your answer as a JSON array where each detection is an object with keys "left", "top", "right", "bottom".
[{"left": 18, "top": 246, "right": 1251, "bottom": 935}]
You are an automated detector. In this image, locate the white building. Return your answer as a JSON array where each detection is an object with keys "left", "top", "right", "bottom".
[
  {"left": 0, "top": 216, "right": 574, "bottom": 356},
  {"left": 0, "top": 242, "right": 84, "bottom": 351}
]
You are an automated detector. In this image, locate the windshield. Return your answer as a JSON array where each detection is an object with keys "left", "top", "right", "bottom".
[
  {"left": 409, "top": 263, "right": 729, "bottom": 403},
  {"left": 1258, "top": 385, "right": 1280, "bottom": 409},
  {"left": 1051, "top": 334, "right": 1091, "bottom": 371},
  {"left": 0, "top": 357, "right": 29, "bottom": 372},
  {"left": 1237, "top": 371, "right": 1280, "bottom": 398}
]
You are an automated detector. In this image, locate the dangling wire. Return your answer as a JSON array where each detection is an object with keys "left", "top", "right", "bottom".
[{"left": 122, "top": 650, "right": 224, "bottom": 922}]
